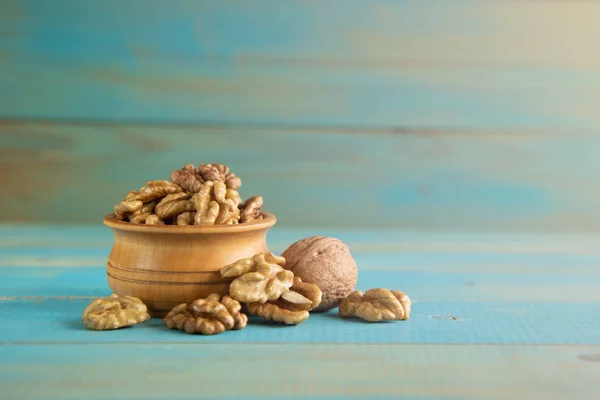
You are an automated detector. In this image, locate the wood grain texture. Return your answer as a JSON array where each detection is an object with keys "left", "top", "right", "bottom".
[
  {"left": 2, "top": 343, "right": 600, "bottom": 400},
  {"left": 2, "top": 227, "right": 600, "bottom": 346},
  {"left": 103, "top": 213, "right": 276, "bottom": 315},
  {"left": 2, "top": 294, "right": 600, "bottom": 345},
  {"left": 2, "top": 226, "right": 600, "bottom": 399},
  {"left": 1, "top": 0, "right": 600, "bottom": 128},
  {"left": 2, "top": 121, "right": 600, "bottom": 229}
]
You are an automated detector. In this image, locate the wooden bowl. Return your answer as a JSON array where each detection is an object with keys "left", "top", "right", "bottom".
[{"left": 103, "top": 212, "right": 277, "bottom": 317}]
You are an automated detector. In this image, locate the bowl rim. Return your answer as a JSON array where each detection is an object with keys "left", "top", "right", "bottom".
[{"left": 103, "top": 211, "right": 276, "bottom": 234}]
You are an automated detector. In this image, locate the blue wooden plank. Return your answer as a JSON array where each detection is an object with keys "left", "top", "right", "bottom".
[
  {"left": 2, "top": 261, "right": 600, "bottom": 345},
  {"left": 4, "top": 247, "right": 600, "bottom": 273},
  {"left": 3, "top": 225, "right": 600, "bottom": 255},
  {"left": 1, "top": 296, "right": 599, "bottom": 345},
  {"left": 2, "top": 1, "right": 600, "bottom": 128},
  {"left": 2, "top": 123, "right": 600, "bottom": 229},
  {"left": 1, "top": 343, "right": 599, "bottom": 400},
  {"left": 1, "top": 225, "right": 599, "bottom": 399}
]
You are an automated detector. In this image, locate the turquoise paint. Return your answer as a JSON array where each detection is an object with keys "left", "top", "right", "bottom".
[
  {"left": 2, "top": 124, "right": 600, "bottom": 229},
  {"left": 1, "top": 297, "right": 599, "bottom": 345},
  {"left": 6, "top": 343, "right": 591, "bottom": 399},
  {"left": 1, "top": 226, "right": 600, "bottom": 399},
  {"left": 2, "top": 1, "right": 600, "bottom": 128},
  {"left": 2, "top": 227, "right": 600, "bottom": 346},
  {"left": 4, "top": 265, "right": 600, "bottom": 302}
]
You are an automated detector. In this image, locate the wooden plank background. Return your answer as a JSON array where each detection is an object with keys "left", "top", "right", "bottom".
[
  {"left": 3, "top": 227, "right": 600, "bottom": 399},
  {"left": 1, "top": 0, "right": 599, "bottom": 229}
]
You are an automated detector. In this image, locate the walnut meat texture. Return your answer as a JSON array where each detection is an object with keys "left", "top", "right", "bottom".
[
  {"left": 192, "top": 181, "right": 241, "bottom": 225},
  {"left": 163, "top": 294, "right": 247, "bottom": 335},
  {"left": 170, "top": 163, "right": 241, "bottom": 193},
  {"left": 176, "top": 211, "right": 195, "bottom": 226},
  {"left": 198, "top": 163, "right": 242, "bottom": 190},
  {"left": 127, "top": 201, "right": 158, "bottom": 224},
  {"left": 82, "top": 294, "right": 151, "bottom": 330},
  {"left": 133, "top": 180, "right": 183, "bottom": 203},
  {"left": 114, "top": 180, "right": 183, "bottom": 221},
  {"left": 220, "top": 252, "right": 294, "bottom": 304},
  {"left": 155, "top": 192, "right": 194, "bottom": 222},
  {"left": 114, "top": 200, "right": 143, "bottom": 220},
  {"left": 339, "top": 289, "right": 411, "bottom": 322},
  {"left": 278, "top": 276, "right": 322, "bottom": 312},
  {"left": 247, "top": 276, "right": 322, "bottom": 325},
  {"left": 240, "top": 196, "right": 264, "bottom": 223}
]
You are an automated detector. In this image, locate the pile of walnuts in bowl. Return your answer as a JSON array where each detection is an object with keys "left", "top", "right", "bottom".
[
  {"left": 87, "top": 162, "right": 413, "bottom": 335},
  {"left": 112, "top": 163, "right": 263, "bottom": 225}
]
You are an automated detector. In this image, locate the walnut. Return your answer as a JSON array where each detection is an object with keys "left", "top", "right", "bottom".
[
  {"left": 163, "top": 293, "right": 247, "bottom": 335},
  {"left": 141, "top": 201, "right": 157, "bottom": 214},
  {"left": 170, "top": 163, "right": 241, "bottom": 192},
  {"left": 192, "top": 181, "right": 241, "bottom": 225},
  {"left": 339, "top": 289, "right": 412, "bottom": 322},
  {"left": 246, "top": 277, "right": 321, "bottom": 325},
  {"left": 134, "top": 180, "right": 183, "bottom": 203},
  {"left": 176, "top": 211, "right": 196, "bottom": 225},
  {"left": 129, "top": 213, "right": 151, "bottom": 224},
  {"left": 278, "top": 277, "right": 322, "bottom": 311},
  {"left": 82, "top": 294, "right": 150, "bottom": 330},
  {"left": 170, "top": 164, "right": 204, "bottom": 193},
  {"left": 220, "top": 252, "right": 293, "bottom": 303},
  {"left": 127, "top": 201, "right": 158, "bottom": 223},
  {"left": 114, "top": 200, "right": 143, "bottom": 220},
  {"left": 198, "top": 163, "right": 241, "bottom": 190},
  {"left": 240, "top": 196, "right": 264, "bottom": 223},
  {"left": 247, "top": 301, "right": 309, "bottom": 325},
  {"left": 145, "top": 214, "right": 164, "bottom": 225},
  {"left": 114, "top": 181, "right": 183, "bottom": 220},
  {"left": 155, "top": 192, "right": 194, "bottom": 222},
  {"left": 124, "top": 190, "right": 139, "bottom": 202}
]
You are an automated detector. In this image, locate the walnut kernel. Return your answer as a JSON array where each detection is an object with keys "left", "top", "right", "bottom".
[
  {"left": 277, "top": 276, "right": 322, "bottom": 312},
  {"left": 82, "top": 294, "right": 150, "bottom": 330},
  {"left": 192, "top": 181, "right": 240, "bottom": 225},
  {"left": 155, "top": 192, "right": 194, "bottom": 222},
  {"left": 134, "top": 180, "right": 183, "bottom": 203},
  {"left": 198, "top": 163, "right": 241, "bottom": 190},
  {"left": 176, "top": 211, "right": 196, "bottom": 226},
  {"left": 145, "top": 214, "right": 163, "bottom": 225},
  {"left": 129, "top": 213, "right": 151, "bottom": 224},
  {"left": 170, "top": 163, "right": 241, "bottom": 192},
  {"left": 170, "top": 164, "right": 204, "bottom": 193},
  {"left": 339, "top": 288, "right": 411, "bottom": 322},
  {"left": 247, "top": 301, "right": 309, "bottom": 325},
  {"left": 163, "top": 293, "right": 248, "bottom": 335},
  {"left": 220, "top": 252, "right": 293, "bottom": 304},
  {"left": 127, "top": 201, "right": 158, "bottom": 224},
  {"left": 240, "top": 196, "right": 264, "bottom": 223},
  {"left": 114, "top": 200, "right": 143, "bottom": 220},
  {"left": 246, "top": 276, "right": 321, "bottom": 325}
]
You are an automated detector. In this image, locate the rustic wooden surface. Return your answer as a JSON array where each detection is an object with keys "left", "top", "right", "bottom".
[
  {"left": 2, "top": 1, "right": 599, "bottom": 398},
  {"left": 2, "top": 0, "right": 600, "bottom": 129},
  {"left": 1, "top": 226, "right": 600, "bottom": 399},
  {"left": 2, "top": 121, "right": 600, "bottom": 230},
  {"left": 2, "top": 0, "right": 600, "bottom": 230}
]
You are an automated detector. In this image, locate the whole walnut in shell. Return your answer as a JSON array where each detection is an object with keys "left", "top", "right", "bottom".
[{"left": 281, "top": 236, "right": 358, "bottom": 312}]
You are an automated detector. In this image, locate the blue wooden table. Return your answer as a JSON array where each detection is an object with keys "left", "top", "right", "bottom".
[
  {"left": 2, "top": 225, "right": 599, "bottom": 399},
  {"left": 2, "top": 1, "right": 600, "bottom": 398}
]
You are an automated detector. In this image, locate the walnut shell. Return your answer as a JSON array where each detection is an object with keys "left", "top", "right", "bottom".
[{"left": 281, "top": 236, "right": 358, "bottom": 312}]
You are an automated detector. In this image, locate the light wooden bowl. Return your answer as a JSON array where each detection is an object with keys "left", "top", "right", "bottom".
[{"left": 103, "top": 212, "right": 277, "bottom": 317}]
